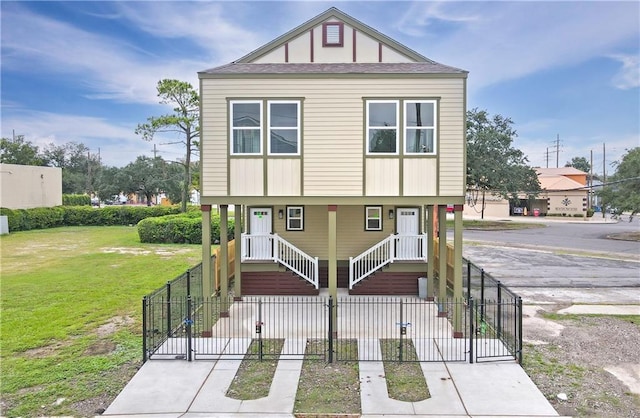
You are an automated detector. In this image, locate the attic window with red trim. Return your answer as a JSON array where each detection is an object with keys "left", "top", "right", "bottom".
[{"left": 323, "top": 22, "right": 344, "bottom": 47}]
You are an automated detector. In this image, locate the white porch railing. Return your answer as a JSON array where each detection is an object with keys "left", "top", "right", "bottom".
[
  {"left": 241, "top": 233, "right": 319, "bottom": 289},
  {"left": 349, "top": 234, "right": 427, "bottom": 289}
]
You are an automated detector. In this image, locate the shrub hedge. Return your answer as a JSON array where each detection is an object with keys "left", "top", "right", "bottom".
[
  {"left": 62, "top": 194, "right": 91, "bottom": 206},
  {"left": 137, "top": 213, "right": 235, "bottom": 244},
  {"left": 0, "top": 205, "right": 182, "bottom": 232}
]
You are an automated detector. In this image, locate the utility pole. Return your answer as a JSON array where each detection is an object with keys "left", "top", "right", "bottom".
[
  {"left": 152, "top": 144, "right": 157, "bottom": 158},
  {"left": 555, "top": 134, "right": 560, "bottom": 168},
  {"left": 87, "top": 150, "right": 92, "bottom": 193},
  {"left": 602, "top": 143, "right": 606, "bottom": 219},
  {"left": 544, "top": 147, "right": 550, "bottom": 168},
  {"left": 589, "top": 149, "right": 593, "bottom": 209}
]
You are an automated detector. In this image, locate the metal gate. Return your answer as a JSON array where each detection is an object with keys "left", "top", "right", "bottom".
[{"left": 470, "top": 297, "right": 523, "bottom": 364}]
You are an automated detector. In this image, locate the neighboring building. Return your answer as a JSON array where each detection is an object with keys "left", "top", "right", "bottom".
[
  {"left": 463, "top": 166, "right": 589, "bottom": 218},
  {"left": 0, "top": 163, "right": 62, "bottom": 209},
  {"left": 198, "top": 8, "right": 468, "bottom": 332}
]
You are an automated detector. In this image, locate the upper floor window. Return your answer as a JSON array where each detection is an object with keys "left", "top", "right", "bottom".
[
  {"left": 367, "top": 101, "right": 398, "bottom": 154},
  {"left": 231, "top": 101, "right": 262, "bottom": 155},
  {"left": 405, "top": 100, "right": 436, "bottom": 154},
  {"left": 323, "top": 22, "right": 344, "bottom": 47},
  {"left": 365, "top": 99, "right": 437, "bottom": 156},
  {"left": 268, "top": 101, "right": 300, "bottom": 155}
]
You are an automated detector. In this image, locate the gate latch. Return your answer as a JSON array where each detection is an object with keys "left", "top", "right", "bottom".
[{"left": 255, "top": 321, "right": 263, "bottom": 334}]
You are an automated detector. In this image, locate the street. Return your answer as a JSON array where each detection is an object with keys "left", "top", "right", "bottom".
[{"left": 458, "top": 218, "right": 640, "bottom": 304}]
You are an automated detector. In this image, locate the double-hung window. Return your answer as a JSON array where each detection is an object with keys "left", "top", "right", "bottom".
[
  {"left": 231, "top": 101, "right": 262, "bottom": 154},
  {"left": 268, "top": 101, "right": 300, "bottom": 155},
  {"left": 286, "top": 206, "right": 304, "bottom": 231},
  {"left": 366, "top": 101, "right": 399, "bottom": 154},
  {"left": 405, "top": 100, "right": 436, "bottom": 154},
  {"left": 365, "top": 206, "right": 382, "bottom": 231}
]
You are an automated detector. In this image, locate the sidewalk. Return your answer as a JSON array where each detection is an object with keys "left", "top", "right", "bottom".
[{"left": 104, "top": 338, "right": 561, "bottom": 418}]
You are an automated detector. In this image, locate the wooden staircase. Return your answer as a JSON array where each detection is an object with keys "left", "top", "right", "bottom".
[
  {"left": 349, "top": 271, "right": 420, "bottom": 295},
  {"left": 241, "top": 271, "right": 319, "bottom": 295}
]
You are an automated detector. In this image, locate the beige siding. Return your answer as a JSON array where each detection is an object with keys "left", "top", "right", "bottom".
[
  {"left": 273, "top": 205, "right": 394, "bottom": 259},
  {"left": 403, "top": 159, "right": 437, "bottom": 196},
  {"left": 365, "top": 159, "right": 399, "bottom": 196},
  {"left": 267, "top": 159, "right": 301, "bottom": 196},
  {"left": 201, "top": 95, "right": 228, "bottom": 196},
  {"left": 230, "top": 159, "right": 264, "bottom": 196},
  {"left": 201, "top": 77, "right": 465, "bottom": 198}
]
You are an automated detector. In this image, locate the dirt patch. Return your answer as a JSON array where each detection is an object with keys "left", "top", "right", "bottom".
[
  {"left": 95, "top": 316, "right": 135, "bottom": 337},
  {"left": 22, "top": 340, "right": 74, "bottom": 358},
  {"left": 101, "top": 247, "right": 195, "bottom": 256},
  {"left": 523, "top": 312, "right": 640, "bottom": 417},
  {"left": 84, "top": 340, "right": 117, "bottom": 356}
]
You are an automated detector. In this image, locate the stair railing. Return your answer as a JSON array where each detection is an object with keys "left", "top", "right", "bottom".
[{"left": 241, "top": 233, "right": 319, "bottom": 289}]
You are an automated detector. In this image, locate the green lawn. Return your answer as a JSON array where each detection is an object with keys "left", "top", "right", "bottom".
[{"left": 0, "top": 226, "right": 203, "bottom": 417}]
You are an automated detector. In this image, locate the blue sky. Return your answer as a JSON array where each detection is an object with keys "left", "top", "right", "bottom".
[{"left": 2, "top": 1, "right": 638, "bottom": 174}]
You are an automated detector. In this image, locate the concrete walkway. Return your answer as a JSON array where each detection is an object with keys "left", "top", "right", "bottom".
[{"left": 104, "top": 337, "right": 561, "bottom": 418}]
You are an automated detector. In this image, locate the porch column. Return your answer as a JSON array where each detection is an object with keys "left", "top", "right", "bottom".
[
  {"left": 201, "top": 204, "right": 213, "bottom": 336},
  {"left": 220, "top": 204, "right": 229, "bottom": 317},
  {"left": 426, "top": 205, "right": 435, "bottom": 301},
  {"left": 437, "top": 205, "right": 448, "bottom": 314},
  {"left": 453, "top": 204, "right": 464, "bottom": 337},
  {"left": 328, "top": 205, "right": 338, "bottom": 335},
  {"left": 234, "top": 204, "right": 242, "bottom": 300}
]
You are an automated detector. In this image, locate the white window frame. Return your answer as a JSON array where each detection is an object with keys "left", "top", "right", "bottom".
[
  {"left": 366, "top": 100, "right": 399, "bottom": 155},
  {"left": 286, "top": 205, "right": 304, "bottom": 231},
  {"left": 404, "top": 100, "right": 437, "bottom": 155},
  {"left": 230, "top": 100, "right": 263, "bottom": 155},
  {"left": 267, "top": 100, "right": 301, "bottom": 156},
  {"left": 365, "top": 206, "right": 383, "bottom": 231}
]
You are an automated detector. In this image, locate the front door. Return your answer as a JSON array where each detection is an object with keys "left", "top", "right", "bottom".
[
  {"left": 396, "top": 208, "right": 420, "bottom": 259},
  {"left": 250, "top": 208, "right": 272, "bottom": 259}
]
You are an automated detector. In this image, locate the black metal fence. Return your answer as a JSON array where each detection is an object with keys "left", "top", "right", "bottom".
[
  {"left": 143, "top": 296, "right": 471, "bottom": 363},
  {"left": 465, "top": 259, "right": 523, "bottom": 364},
  {"left": 142, "top": 257, "right": 522, "bottom": 365}
]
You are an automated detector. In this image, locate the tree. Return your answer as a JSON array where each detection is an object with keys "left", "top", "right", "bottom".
[
  {"left": 565, "top": 156, "right": 590, "bottom": 173},
  {"left": 119, "top": 156, "right": 182, "bottom": 205},
  {"left": 136, "top": 79, "right": 200, "bottom": 212},
  {"left": 599, "top": 147, "right": 640, "bottom": 221},
  {"left": 94, "top": 166, "right": 123, "bottom": 202},
  {"left": 43, "top": 142, "right": 101, "bottom": 194},
  {"left": 0, "top": 135, "right": 48, "bottom": 165},
  {"left": 466, "top": 108, "right": 541, "bottom": 218}
]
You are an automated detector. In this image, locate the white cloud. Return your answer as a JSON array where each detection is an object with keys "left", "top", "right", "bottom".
[
  {"left": 395, "top": 1, "right": 640, "bottom": 90},
  {"left": 609, "top": 54, "right": 640, "bottom": 89},
  {"left": 1, "top": 110, "right": 185, "bottom": 167}
]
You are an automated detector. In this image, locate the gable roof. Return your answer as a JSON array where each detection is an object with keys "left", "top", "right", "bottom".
[
  {"left": 199, "top": 7, "right": 467, "bottom": 76},
  {"left": 538, "top": 175, "right": 586, "bottom": 191},
  {"left": 237, "top": 7, "right": 430, "bottom": 63}
]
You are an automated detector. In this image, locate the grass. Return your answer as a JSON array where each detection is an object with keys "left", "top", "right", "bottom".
[
  {"left": 293, "top": 340, "right": 361, "bottom": 414},
  {"left": 226, "top": 339, "right": 285, "bottom": 400},
  {"left": 0, "top": 226, "right": 203, "bottom": 417},
  {"left": 380, "top": 339, "right": 430, "bottom": 402},
  {"left": 448, "top": 219, "right": 546, "bottom": 230}
]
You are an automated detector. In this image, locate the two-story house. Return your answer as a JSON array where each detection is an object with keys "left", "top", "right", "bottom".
[{"left": 198, "top": 8, "right": 467, "bottom": 333}]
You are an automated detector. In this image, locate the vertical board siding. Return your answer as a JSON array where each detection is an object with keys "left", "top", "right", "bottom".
[
  {"left": 201, "top": 77, "right": 464, "bottom": 198},
  {"left": 229, "top": 159, "right": 264, "bottom": 196},
  {"left": 403, "top": 159, "right": 437, "bottom": 196},
  {"left": 365, "top": 159, "right": 400, "bottom": 196},
  {"left": 267, "top": 159, "right": 301, "bottom": 196}
]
